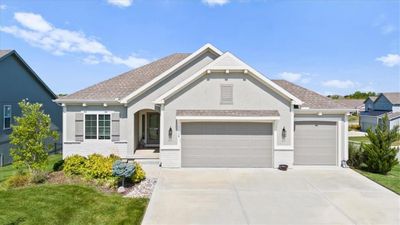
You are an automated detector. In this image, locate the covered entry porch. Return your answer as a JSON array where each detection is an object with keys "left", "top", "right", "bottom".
[{"left": 133, "top": 109, "right": 160, "bottom": 160}]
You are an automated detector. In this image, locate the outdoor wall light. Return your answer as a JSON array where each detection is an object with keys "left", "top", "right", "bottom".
[
  {"left": 168, "top": 127, "right": 173, "bottom": 138},
  {"left": 282, "top": 127, "right": 287, "bottom": 139}
]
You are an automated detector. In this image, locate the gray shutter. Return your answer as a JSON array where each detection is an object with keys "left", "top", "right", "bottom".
[
  {"left": 75, "top": 113, "right": 84, "bottom": 142},
  {"left": 111, "top": 112, "right": 120, "bottom": 141}
]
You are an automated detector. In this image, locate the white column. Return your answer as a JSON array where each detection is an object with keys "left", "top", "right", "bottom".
[{"left": 344, "top": 114, "right": 349, "bottom": 161}]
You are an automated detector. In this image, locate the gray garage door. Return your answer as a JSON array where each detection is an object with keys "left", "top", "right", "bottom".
[
  {"left": 294, "top": 121, "right": 337, "bottom": 166},
  {"left": 181, "top": 122, "right": 273, "bottom": 168}
]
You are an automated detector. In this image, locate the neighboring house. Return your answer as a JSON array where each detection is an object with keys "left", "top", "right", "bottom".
[
  {"left": 0, "top": 50, "right": 62, "bottom": 166},
  {"left": 360, "top": 93, "right": 400, "bottom": 131},
  {"left": 56, "top": 44, "right": 352, "bottom": 168},
  {"left": 334, "top": 99, "right": 365, "bottom": 114}
]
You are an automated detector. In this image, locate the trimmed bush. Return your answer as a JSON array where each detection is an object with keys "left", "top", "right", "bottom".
[
  {"left": 131, "top": 162, "right": 146, "bottom": 183},
  {"left": 53, "top": 159, "right": 64, "bottom": 171},
  {"left": 349, "top": 124, "right": 361, "bottom": 131},
  {"left": 5, "top": 172, "right": 31, "bottom": 188},
  {"left": 31, "top": 171, "right": 48, "bottom": 184},
  {"left": 85, "top": 154, "right": 117, "bottom": 179},
  {"left": 63, "top": 155, "right": 87, "bottom": 175}
]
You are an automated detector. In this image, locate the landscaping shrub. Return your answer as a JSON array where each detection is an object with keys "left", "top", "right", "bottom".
[
  {"left": 347, "top": 142, "right": 365, "bottom": 168},
  {"left": 363, "top": 115, "right": 399, "bottom": 174},
  {"left": 112, "top": 160, "right": 135, "bottom": 187},
  {"left": 53, "top": 159, "right": 64, "bottom": 171},
  {"left": 31, "top": 171, "right": 48, "bottom": 184},
  {"left": 131, "top": 162, "right": 146, "bottom": 183},
  {"left": 5, "top": 172, "right": 31, "bottom": 188},
  {"left": 85, "top": 154, "right": 118, "bottom": 179},
  {"left": 63, "top": 155, "right": 87, "bottom": 175}
]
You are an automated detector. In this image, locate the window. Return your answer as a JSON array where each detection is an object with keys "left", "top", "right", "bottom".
[
  {"left": 98, "top": 114, "right": 111, "bottom": 140},
  {"left": 3, "top": 105, "right": 11, "bottom": 130},
  {"left": 85, "top": 114, "right": 111, "bottom": 140},
  {"left": 220, "top": 84, "right": 233, "bottom": 105},
  {"left": 85, "top": 115, "right": 97, "bottom": 139}
]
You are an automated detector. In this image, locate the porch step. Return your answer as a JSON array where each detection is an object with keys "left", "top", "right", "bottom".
[{"left": 134, "top": 158, "right": 161, "bottom": 165}]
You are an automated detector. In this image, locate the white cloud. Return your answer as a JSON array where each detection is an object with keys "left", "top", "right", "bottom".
[
  {"left": 0, "top": 4, "right": 6, "bottom": 10},
  {"left": 279, "top": 72, "right": 302, "bottom": 82},
  {"left": 14, "top": 12, "right": 53, "bottom": 32},
  {"left": 0, "top": 12, "right": 149, "bottom": 68},
  {"left": 279, "top": 72, "right": 311, "bottom": 84},
  {"left": 202, "top": 0, "right": 230, "bottom": 6},
  {"left": 376, "top": 54, "right": 400, "bottom": 67},
  {"left": 107, "top": 0, "right": 133, "bottom": 7},
  {"left": 322, "top": 80, "right": 355, "bottom": 89},
  {"left": 381, "top": 24, "right": 396, "bottom": 35}
]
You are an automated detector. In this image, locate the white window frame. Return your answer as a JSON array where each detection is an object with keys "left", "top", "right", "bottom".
[
  {"left": 83, "top": 113, "right": 112, "bottom": 141},
  {"left": 3, "top": 105, "right": 11, "bottom": 130}
]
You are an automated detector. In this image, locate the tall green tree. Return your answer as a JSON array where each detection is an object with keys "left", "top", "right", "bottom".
[
  {"left": 10, "top": 100, "right": 59, "bottom": 172},
  {"left": 363, "top": 115, "right": 399, "bottom": 174}
]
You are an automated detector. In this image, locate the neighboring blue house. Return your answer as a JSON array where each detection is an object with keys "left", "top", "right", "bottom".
[
  {"left": 360, "top": 93, "right": 400, "bottom": 132},
  {"left": 0, "top": 50, "right": 62, "bottom": 166}
]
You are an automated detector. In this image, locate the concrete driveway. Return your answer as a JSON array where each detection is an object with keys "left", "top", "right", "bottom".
[{"left": 142, "top": 168, "right": 400, "bottom": 225}]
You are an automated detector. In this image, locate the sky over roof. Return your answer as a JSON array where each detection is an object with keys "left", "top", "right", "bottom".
[{"left": 0, "top": 0, "right": 398, "bottom": 95}]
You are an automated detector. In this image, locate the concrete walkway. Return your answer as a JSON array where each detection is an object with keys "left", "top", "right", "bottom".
[{"left": 142, "top": 168, "right": 400, "bottom": 225}]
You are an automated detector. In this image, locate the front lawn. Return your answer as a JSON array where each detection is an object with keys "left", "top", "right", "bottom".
[
  {"left": 0, "top": 184, "right": 148, "bottom": 225},
  {"left": 0, "top": 154, "right": 62, "bottom": 183},
  {"left": 355, "top": 164, "right": 400, "bottom": 195},
  {"left": 349, "top": 136, "right": 370, "bottom": 143}
]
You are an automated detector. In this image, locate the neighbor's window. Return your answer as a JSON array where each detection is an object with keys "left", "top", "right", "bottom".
[
  {"left": 98, "top": 114, "right": 111, "bottom": 140},
  {"left": 3, "top": 105, "right": 11, "bottom": 130},
  {"left": 220, "top": 84, "right": 233, "bottom": 105},
  {"left": 85, "top": 114, "right": 97, "bottom": 139},
  {"left": 85, "top": 114, "right": 111, "bottom": 140}
]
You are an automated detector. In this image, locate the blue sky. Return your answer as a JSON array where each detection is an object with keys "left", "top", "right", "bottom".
[{"left": 0, "top": 0, "right": 399, "bottom": 95}]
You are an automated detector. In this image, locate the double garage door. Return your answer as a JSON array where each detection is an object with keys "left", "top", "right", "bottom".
[{"left": 181, "top": 122, "right": 273, "bottom": 168}]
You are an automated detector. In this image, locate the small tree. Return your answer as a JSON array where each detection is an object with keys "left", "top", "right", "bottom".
[
  {"left": 112, "top": 160, "right": 135, "bottom": 187},
  {"left": 363, "top": 115, "right": 399, "bottom": 174},
  {"left": 9, "top": 100, "right": 59, "bottom": 173}
]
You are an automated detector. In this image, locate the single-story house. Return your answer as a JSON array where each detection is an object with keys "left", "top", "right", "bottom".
[
  {"left": 0, "top": 50, "right": 62, "bottom": 166},
  {"left": 360, "top": 93, "right": 400, "bottom": 131},
  {"left": 56, "top": 44, "right": 352, "bottom": 168}
]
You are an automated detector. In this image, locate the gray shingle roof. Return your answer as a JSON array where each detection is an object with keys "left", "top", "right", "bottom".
[
  {"left": 334, "top": 99, "right": 364, "bottom": 109},
  {"left": 382, "top": 92, "right": 400, "bottom": 104},
  {"left": 61, "top": 53, "right": 190, "bottom": 101},
  {"left": 176, "top": 110, "right": 280, "bottom": 117},
  {"left": 0, "top": 50, "right": 12, "bottom": 59},
  {"left": 388, "top": 111, "right": 400, "bottom": 120},
  {"left": 272, "top": 80, "right": 347, "bottom": 109}
]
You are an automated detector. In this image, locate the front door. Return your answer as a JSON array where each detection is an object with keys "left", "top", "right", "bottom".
[{"left": 147, "top": 112, "right": 160, "bottom": 145}]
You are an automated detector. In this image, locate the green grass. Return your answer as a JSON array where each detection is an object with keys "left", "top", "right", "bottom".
[
  {"left": 0, "top": 184, "right": 148, "bottom": 225},
  {"left": 355, "top": 164, "right": 400, "bottom": 195},
  {"left": 349, "top": 136, "right": 370, "bottom": 143},
  {"left": 0, "top": 154, "right": 62, "bottom": 183}
]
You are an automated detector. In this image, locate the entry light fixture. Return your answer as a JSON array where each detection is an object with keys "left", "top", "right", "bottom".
[
  {"left": 282, "top": 127, "right": 287, "bottom": 139},
  {"left": 168, "top": 127, "right": 173, "bottom": 138}
]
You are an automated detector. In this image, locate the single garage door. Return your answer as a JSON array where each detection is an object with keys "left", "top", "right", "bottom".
[
  {"left": 294, "top": 121, "right": 337, "bottom": 165},
  {"left": 181, "top": 122, "right": 273, "bottom": 168}
]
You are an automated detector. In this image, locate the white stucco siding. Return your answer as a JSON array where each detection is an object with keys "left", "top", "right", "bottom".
[{"left": 163, "top": 72, "right": 292, "bottom": 147}]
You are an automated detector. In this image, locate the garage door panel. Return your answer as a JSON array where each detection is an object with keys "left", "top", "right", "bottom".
[
  {"left": 294, "top": 121, "right": 337, "bottom": 166},
  {"left": 181, "top": 122, "right": 272, "bottom": 168}
]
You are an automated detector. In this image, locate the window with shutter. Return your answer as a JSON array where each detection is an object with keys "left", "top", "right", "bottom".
[{"left": 220, "top": 84, "right": 233, "bottom": 105}]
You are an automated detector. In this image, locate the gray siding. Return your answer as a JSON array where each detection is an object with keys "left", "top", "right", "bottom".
[
  {"left": 373, "top": 95, "right": 393, "bottom": 111},
  {"left": 164, "top": 72, "right": 292, "bottom": 146},
  {"left": 365, "top": 99, "right": 374, "bottom": 111},
  {"left": 0, "top": 54, "right": 61, "bottom": 165},
  {"left": 360, "top": 115, "right": 378, "bottom": 132}
]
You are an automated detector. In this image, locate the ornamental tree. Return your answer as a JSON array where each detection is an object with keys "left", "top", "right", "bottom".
[
  {"left": 9, "top": 100, "right": 59, "bottom": 172},
  {"left": 363, "top": 115, "right": 399, "bottom": 174}
]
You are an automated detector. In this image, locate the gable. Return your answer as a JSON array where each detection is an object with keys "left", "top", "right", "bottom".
[
  {"left": 155, "top": 52, "right": 303, "bottom": 105},
  {"left": 374, "top": 94, "right": 393, "bottom": 111}
]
